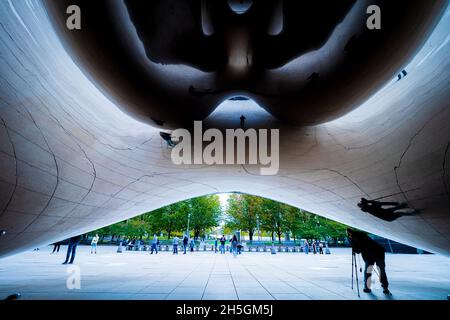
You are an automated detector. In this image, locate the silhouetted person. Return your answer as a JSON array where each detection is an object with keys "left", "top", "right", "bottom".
[
  {"left": 358, "top": 198, "right": 416, "bottom": 222},
  {"left": 219, "top": 235, "right": 226, "bottom": 254},
  {"left": 62, "top": 235, "right": 82, "bottom": 264},
  {"left": 183, "top": 235, "right": 189, "bottom": 254},
  {"left": 230, "top": 235, "right": 238, "bottom": 257},
  {"left": 240, "top": 115, "right": 246, "bottom": 128},
  {"left": 319, "top": 242, "right": 324, "bottom": 254},
  {"left": 51, "top": 241, "right": 61, "bottom": 254},
  {"left": 347, "top": 229, "right": 391, "bottom": 295}
]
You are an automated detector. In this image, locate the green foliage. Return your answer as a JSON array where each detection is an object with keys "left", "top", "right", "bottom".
[
  {"left": 225, "top": 194, "right": 261, "bottom": 240},
  {"left": 146, "top": 202, "right": 187, "bottom": 238},
  {"left": 258, "top": 199, "right": 285, "bottom": 242},
  {"left": 226, "top": 195, "right": 348, "bottom": 243},
  {"left": 89, "top": 194, "right": 349, "bottom": 244},
  {"left": 185, "top": 195, "right": 222, "bottom": 239}
]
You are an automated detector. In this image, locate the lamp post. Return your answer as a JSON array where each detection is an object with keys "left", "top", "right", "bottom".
[
  {"left": 186, "top": 212, "right": 191, "bottom": 238},
  {"left": 256, "top": 214, "right": 261, "bottom": 241}
]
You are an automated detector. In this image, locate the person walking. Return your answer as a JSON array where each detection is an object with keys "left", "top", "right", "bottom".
[
  {"left": 214, "top": 238, "right": 218, "bottom": 253},
  {"left": 51, "top": 241, "right": 61, "bottom": 254},
  {"left": 183, "top": 235, "right": 189, "bottom": 254},
  {"left": 230, "top": 235, "right": 238, "bottom": 257},
  {"left": 150, "top": 234, "right": 158, "bottom": 254},
  {"left": 304, "top": 240, "right": 309, "bottom": 254},
  {"left": 219, "top": 235, "right": 226, "bottom": 254},
  {"left": 91, "top": 233, "right": 99, "bottom": 254},
  {"left": 312, "top": 240, "right": 317, "bottom": 254},
  {"left": 173, "top": 236, "right": 179, "bottom": 254},
  {"left": 62, "top": 235, "right": 82, "bottom": 264},
  {"left": 190, "top": 238, "right": 195, "bottom": 252}
]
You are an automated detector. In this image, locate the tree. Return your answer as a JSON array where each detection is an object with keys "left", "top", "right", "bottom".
[
  {"left": 316, "top": 218, "right": 348, "bottom": 243},
  {"left": 184, "top": 195, "right": 222, "bottom": 240},
  {"left": 87, "top": 194, "right": 350, "bottom": 246},
  {"left": 147, "top": 202, "right": 186, "bottom": 239},
  {"left": 225, "top": 194, "right": 261, "bottom": 241},
  {"left": 259, "top": 198, "right": 286, "bottom": 243},
  {"left": 283, "top": 206, "right": 304, "bottom": 242}
]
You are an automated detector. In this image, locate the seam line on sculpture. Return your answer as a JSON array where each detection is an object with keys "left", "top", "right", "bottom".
[{"left": 0, "top": 117, "right": 18, "bottom": 218}]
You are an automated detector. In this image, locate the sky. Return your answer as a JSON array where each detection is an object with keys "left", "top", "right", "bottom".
[{"left": 218, "top": 193, "right": 231, "bottom": 209}]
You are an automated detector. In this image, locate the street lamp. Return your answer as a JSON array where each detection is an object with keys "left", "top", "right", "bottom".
[
  {"left": 186, "top": 212, "right": 191, "bottom": 238},
  {"left": 256, "top": 214, "right": 261, "bottom": 241}
]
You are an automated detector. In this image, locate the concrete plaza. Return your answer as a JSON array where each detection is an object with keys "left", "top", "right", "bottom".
[{"left": 0, "top": 246, "right": 448, "bottom": 300}]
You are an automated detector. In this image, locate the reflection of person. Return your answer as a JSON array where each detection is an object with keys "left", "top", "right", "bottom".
[
  {"left": 357, "top": 198, "right": 416, "bottom": 222},
  {"left": 190, "top": 238, "right": 195, "bottom": 252},
  {"left": 91, "top": 234, "right": 99, "bottom": 254},
  {"left": 51, "top": 241, "right": 61, "bottom": 254},
  {"left": 62, "top": 235, "right": 82, "bottom": 264},
  {"left": 240, "top": 115, "right": 246, "bottom": 128},
  {"left": 347, "top": 229, "right": 391, "bottom": 295},
  {"left": 214, "top": 239, "right": 218, "bottom": 253}
]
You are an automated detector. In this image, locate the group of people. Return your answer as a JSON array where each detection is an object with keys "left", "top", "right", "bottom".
[
  {"left": 147, "top": 234, "right": 198, "bottom": 255},
  {"left": 149, "top": 234, "right": 242, "bottom": 256},
  {"left": 49, "top": 229, "right": 391, "bottom": 296},
  {"left": 171, "top": 234, "right": 197, "bottom": 255},
  {"left": 50, "top": 229, "right": 392, "bottom": 296},
  {"left": 124, "top": 233, "right": 242, "bottom": 257},
  {"left": 214, "top": 234, "right": 241, "bottom": 256},
  {"left": 302, "top": 239, "right": 325, "bottom": 254},
  {"left": 143, "top": 234, "right": 328, "bottom": 258}
]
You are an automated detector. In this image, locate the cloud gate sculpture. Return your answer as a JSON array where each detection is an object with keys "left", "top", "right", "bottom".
[{"left": 0, "top": 0, "right": 449, "bottom": 257}]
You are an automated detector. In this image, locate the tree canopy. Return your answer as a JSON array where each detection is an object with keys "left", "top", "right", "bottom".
[{"left": 90, "top": 193, "right": 348, "bottom": 244}]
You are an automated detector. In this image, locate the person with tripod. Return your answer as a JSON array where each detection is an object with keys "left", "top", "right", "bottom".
[{"left": 347, "top": 228, "right": 391, "bottom": 295}]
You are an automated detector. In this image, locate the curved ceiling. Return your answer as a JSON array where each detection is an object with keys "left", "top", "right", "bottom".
[
  {"left": 0, "top": 1, "right": 449, "bottom": 258},
  {"left": 44, "top": 0, "right": 446, "bottom": 128}
]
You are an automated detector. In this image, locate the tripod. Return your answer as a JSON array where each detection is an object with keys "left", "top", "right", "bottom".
[{"left": 351, "top": 251, "right": 360, "bottom": 297}]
